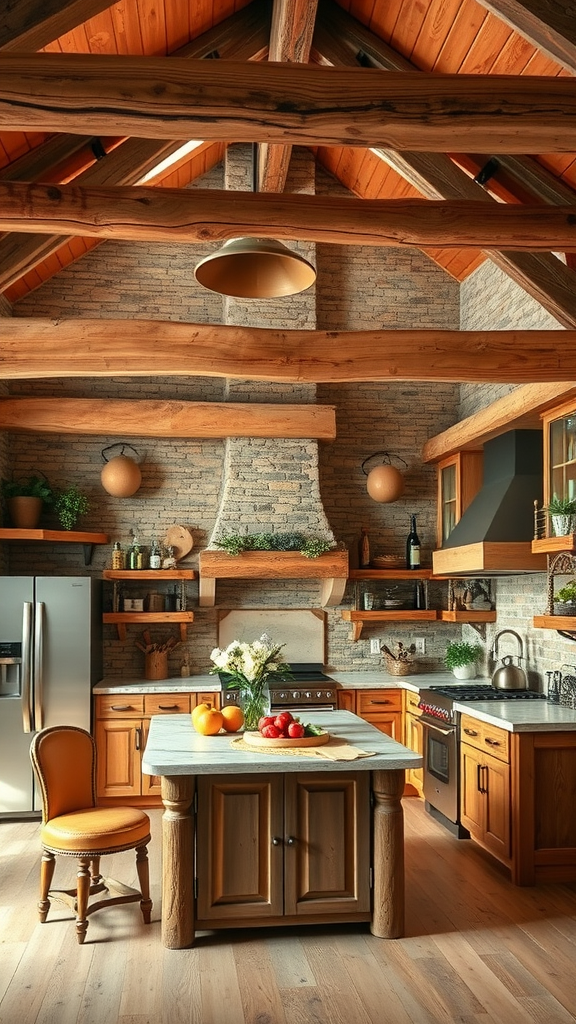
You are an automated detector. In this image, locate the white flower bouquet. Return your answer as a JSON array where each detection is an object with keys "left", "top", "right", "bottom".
[{"left": 209, "top": 634, "right": 292, "bottom": 729}]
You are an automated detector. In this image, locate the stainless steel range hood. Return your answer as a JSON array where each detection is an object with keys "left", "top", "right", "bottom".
[{"left": 432, "top": 430, "right": 548, "bottom": 576}]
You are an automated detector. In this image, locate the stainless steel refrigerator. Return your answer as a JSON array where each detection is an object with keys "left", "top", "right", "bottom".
[{"left": 0, "top": 576, "right": 102, "bottom": 818}]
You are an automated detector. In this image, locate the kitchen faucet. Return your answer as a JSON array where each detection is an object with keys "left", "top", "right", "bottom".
[{"left": 491, "top": 629, "right": 524, "bottom": 662}]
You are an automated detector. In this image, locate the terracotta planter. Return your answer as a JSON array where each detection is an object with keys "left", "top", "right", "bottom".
[{"left": 7, "top": 496, "right": 43, "bottom": 529}]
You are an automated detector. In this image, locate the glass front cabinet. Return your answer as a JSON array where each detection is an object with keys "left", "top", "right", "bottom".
[
  {"left": 543, "top": 400, "right": 576, "bottom": 514},
  {"left": 436, "top": 451, "right": 483, "bottom": 548}
]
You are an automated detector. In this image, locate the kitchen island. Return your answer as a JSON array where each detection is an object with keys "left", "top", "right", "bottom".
[{"left": 142, "top": 710, "right": 421, "bottom": 949}]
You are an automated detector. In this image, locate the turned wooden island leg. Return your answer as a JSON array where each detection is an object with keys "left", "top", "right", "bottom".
[
  {"left": 370, "top": 769, "right": 405, "bottom": 939},
  {"left": 161, "top": 774, "right": 195, "bottom": 949}
]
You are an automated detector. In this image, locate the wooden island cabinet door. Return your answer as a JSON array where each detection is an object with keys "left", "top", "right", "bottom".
[
  {"left": 283, "top": 772, "right": 371, "bottom": 917},
  {"left": 196, "top": 774, "right": 284, "bottom": 922}
]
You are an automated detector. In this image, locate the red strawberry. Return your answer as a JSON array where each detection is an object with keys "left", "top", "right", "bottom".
[
  {"left": 258, "top": 716, "right": 276, "bottom": 732},
  {"left": 274, "top": 711, "right": 293, "bottom": 732}
]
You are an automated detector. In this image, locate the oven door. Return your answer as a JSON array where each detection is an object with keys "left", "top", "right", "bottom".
[{"left": 422, "top": 718, "right": 459, "bottom": 825}]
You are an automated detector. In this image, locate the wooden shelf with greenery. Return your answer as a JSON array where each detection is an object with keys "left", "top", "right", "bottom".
[
  {"left": 341, "top": 608, "right": 437, "bottom": 641},
  {"left": 0, "top": 528, "right": 109, "bottom": 564},
  {"left": 103, "top": 611, "right": 194, "bottom": 642},
  {"left": 198, "top": 549, "right": 349, "bottom": 608}
]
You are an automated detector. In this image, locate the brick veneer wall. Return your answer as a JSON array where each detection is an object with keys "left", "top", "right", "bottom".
[{"left": 460, "top": 261, "right": 569, "bottom": 684}]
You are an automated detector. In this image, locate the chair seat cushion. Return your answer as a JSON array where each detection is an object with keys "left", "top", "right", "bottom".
[{"left": 41, "top": 806, "right": 150, "bottom": 854}]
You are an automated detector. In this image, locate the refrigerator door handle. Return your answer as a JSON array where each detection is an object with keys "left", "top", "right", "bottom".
[
  {"left": 34, "top": 602, "right": 45, "bottom": 732},
  {"left": 21, "top": 602, "right": 33, "bottom": 733}
]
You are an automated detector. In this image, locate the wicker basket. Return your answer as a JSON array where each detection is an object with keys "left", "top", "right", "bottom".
[{"left": 382, "top": 654, "right": 415, "bottom": 676}]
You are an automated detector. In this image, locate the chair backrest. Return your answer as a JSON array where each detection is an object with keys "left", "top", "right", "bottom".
[{"left": 30, "top": 726, "right": 97, "bottom": 822}]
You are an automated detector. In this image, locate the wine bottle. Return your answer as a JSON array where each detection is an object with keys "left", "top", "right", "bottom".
[
  {"left": 406, "top": 514, "right": 421, "bottom": 570},
  {"left": 358, "top": 527, "right": 371, "bottom": 568}
]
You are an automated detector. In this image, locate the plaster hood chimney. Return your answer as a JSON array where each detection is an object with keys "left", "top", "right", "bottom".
[{"left": 432, "top": 430, "right": 548, "bottom": 576}]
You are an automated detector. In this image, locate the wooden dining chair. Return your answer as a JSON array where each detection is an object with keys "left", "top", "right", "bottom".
[{"left": 30, "top": 725, "right": 152, "bottom": 944}]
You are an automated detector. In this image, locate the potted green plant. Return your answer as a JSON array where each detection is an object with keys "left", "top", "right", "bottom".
[
  {"left": 0, "top": 473, "right": 54, "bottom": 529},
  {"left": 553, "top": 580, "right": 576, "bottom": 616},
  {"left": 445, "top": 640, "right": 482, "bottom": 679},
  {"left": 545, "top": 494, "right": 576, "bottom": 537},
  {"left": 53, "top": 485, "right": 91, "bottom": 531}
]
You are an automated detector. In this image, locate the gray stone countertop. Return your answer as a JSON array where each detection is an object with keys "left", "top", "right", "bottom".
[
  {"left": 94, "top": 674, "right": 219, "bottom": 695},
  {"left": 141, "top": 710, "right": 422, "bottom": 777},
  {"left": 455, "top": 699, "right": 576, "bottom": 732}
]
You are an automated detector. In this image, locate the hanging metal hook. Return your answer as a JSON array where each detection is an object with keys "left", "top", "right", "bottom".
[
  {"left": 361, "top": 452, "right": 407, "bottom": 476},
  {"left": 101, "top": 443, "right": 140, "bottom": 463}
]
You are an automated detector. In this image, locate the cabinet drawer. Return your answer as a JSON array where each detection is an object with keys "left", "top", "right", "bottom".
[
  {"left": 403, "top": 691, "right": 423, "bottom": 717},
  {"left": 357, "top": 689, "right": 402, "bottom": 715},
  {"left": 460, "top": 714, "right": 510, "bottom": 763},
  {"left": 95, "top": 694, "right": 145, "bottom": 718},
  {"left": 144, "top": 693, "right": 191, "bottom": 715}
]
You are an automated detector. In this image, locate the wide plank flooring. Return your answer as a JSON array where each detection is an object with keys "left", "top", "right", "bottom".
[{"left": 1, "top": 798, "right": 575, "bottom": 1024}]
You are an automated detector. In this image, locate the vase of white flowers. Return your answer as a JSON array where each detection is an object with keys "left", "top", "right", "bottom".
[{"left": 209, "top": 634, "right": 292, "bottom": 730}]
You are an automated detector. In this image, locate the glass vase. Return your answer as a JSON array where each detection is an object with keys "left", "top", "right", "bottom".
[{"left": 238, "top": 680, "right": 271, "bottom": 731}]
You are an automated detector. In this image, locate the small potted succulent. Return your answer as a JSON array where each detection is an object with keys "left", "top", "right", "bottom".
[
  {"left": 53, "top": 485, "right": 91, "bottom": 531},
  {"left": 545, "top": 494, "right": 576, "bottom": 538},
  {"left": 445, "top": 640, "right": 482, "bottom": 680},
  {"left": 0, "top": 473, "right": 54, "bottom": 529},
  {"left": 554, "top": 580, "right": 576, "bottom": 617}
]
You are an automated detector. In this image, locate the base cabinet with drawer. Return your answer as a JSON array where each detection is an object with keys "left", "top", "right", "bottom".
[
  {"left": 94, "top": 692, "right": 217, "bottom": 804},
  {"left": 195, "top": 771, "right": 371, "bottom": 928},
  {"left": 403, "top": 690, "right": 424, "bottom": 796},
  {"left": 354, "top": 689, "right": 403, "bottom": 740},
  {"left": 460, "top": 714, "right": 512, "bottom": 866}
]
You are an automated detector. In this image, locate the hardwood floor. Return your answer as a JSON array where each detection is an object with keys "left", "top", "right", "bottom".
[{"left": 1, "top": 798, "right": 575, "bottom": 1024}]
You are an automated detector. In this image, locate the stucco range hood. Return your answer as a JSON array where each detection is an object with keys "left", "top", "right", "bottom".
[{"left": 432, "top": 430, "right": 548, "bottom": 576}]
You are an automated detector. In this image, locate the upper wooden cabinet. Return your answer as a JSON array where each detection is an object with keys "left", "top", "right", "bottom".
[
  {"left": 542, "top": 399, "right": 576, "bottom": 511},
  {"left": 436, "top": 451, "right": 483, "bottom": 547}
]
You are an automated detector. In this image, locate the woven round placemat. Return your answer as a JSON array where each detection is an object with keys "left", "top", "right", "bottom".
[{"left": 230, "top": 736, "right": 318, "bottom": 757}]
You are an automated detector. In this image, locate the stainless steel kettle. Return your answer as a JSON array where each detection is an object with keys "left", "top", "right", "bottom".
[
  {"left": 490, "top": 629, "right": 528, "bottom": 690},
  {"left": 491, "top": 654, "right": 528, "bottom": 690}
]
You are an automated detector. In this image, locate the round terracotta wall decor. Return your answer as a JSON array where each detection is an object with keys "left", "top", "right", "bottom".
[{"left": 100, "top": 455, "right": 142, "bottom": 497}]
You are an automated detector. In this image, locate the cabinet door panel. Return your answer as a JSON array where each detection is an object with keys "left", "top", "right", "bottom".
[
  {"left": 361, "top": 712, "right": 402, "bottom": 740},
  {"left": 484, "top": 757, "right": 511, "bottom": 860},
  {"left": 460, "top": 745, "right": 484, "bottom": 836},
  {"left": 95, "top": 719, "right": 141, "bottom": 798},
  {"left": 405, "top": 713, "right": 424, "bottom": 793},
  {"left": 196, "top": 774, "right": 284, "bottom": 921},
  {"left": 283, "top": 772, "right": 370, "bottom": 917}
]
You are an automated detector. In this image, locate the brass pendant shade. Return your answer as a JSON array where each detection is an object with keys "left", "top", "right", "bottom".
[{"left": 194, "top": 237, "right": 316, "bottom": 298}]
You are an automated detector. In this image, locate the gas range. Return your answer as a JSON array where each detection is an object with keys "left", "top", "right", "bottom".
[
  {"left": 418, "top": 683, "right": 547, "bottom": 726},
  {"left": 219, "top": 664, "right": 338, "bottom": 711}
]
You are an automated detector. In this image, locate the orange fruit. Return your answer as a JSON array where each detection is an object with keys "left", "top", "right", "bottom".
[
  {"left": 220, "top": 705, "right": 245, "bottom": 733},
  {"left": 191, "top": 701, "right": 213, "bottom": 728},
  {"left": 193, "top": 707, "right": 224, "bottom": 736}
]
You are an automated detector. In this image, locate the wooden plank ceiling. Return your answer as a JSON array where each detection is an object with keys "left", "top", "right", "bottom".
[{"left": 0, "top": 0, "right": 575, "bottom": 328}]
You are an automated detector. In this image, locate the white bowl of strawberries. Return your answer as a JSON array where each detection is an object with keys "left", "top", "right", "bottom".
[{"left": 244, "top": 711, "right": 329, "bottom": 748}]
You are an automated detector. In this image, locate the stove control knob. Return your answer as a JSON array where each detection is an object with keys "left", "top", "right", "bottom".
[
  {"left": 305, "top": 691, "right": 312, "bottom": 699},
  {"left": 316, "top": 691, "right": 323, "bottom": 698},
  {"left": 292, "top": 691, "right": 301, "bottom": 700},
  {"left": 326, "top": 691, "right": 333, "bottom": 699},
  {"left": 279, "top": 691, "right": 288, "bottom": 700}
]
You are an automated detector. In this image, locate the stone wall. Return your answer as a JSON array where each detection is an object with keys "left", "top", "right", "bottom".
[{"left": 459, "top": 260, "right": 570, "bottom": 684}]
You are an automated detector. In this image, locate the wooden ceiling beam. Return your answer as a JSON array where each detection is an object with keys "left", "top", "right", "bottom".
[
  {"left": 1, "top": 56, "right": 574, "bottom": 152},
  {"left": 0, "top": 4, "right": 272, "bottom": 292},
  {"left": 1, "top": 319, "right": 573, "bottom": 384},
  {"left": 314, "top": 2, "right": 576, "bottom": 328},
  {"left": 0, "top": 0, "right": 112, "bottom": 52},
  {"left": 258, "top": 0, "right": 319, "bottom": 193},
  {"left": 0, "top": 397, "right": 336, "bottom": 440},
  {"left": 1, "top": 182, "right": 576, "bottom": 252},
  {"left": 475, "top": 0, "right": 576, "bottom": 75}
]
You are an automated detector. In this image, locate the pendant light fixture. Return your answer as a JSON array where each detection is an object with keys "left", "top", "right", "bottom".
[
  {"left": 100, "top": 443, "right": 142, "bottom": 497},
  {"left": 362, "top": 452, "right": 407, "bottom": 504},
  {"left": 193, "top": 145, "right": 316, "bottom": 299}
]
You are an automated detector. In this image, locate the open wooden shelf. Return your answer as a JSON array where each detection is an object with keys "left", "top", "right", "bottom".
[
  {"left": 533, "top": 614, "right": 576, "bottom": 631},
  {"left": 103, "top": 569, "right": 196, "bottom": 580},
  {"left": 0, "top": 528, "right": 109, "bottom": 564},
  {"left": 348, "top": 569, "right": 432, "bottom": 581},
  {"left": 532, "top": 535, "right": 576, "bottom": 555},
  {"left": 341, "top": 608, "right": 437, "bottom": 641},
  {"left": 198, "top": 549, "right": 349, "bottom": 608},
  {"left": 439, "top": 610, "right": 497, "bottom": 623},
  {"left": 103, "top": 610, "right": 194, "bottom": 641}
]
